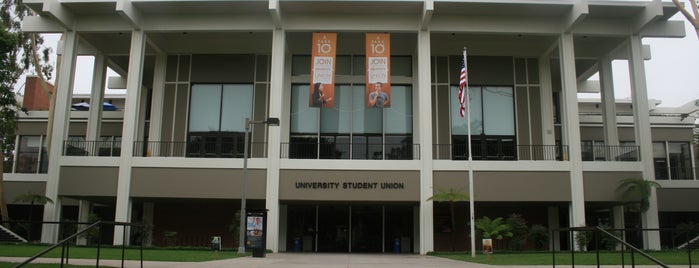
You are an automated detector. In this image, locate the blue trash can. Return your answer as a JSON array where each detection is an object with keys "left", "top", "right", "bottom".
[
  {"left": 393, "top": 238, "right": 400, "bottom": 253},
  {"left": 293, "top": 237, "right": 302, "bottom": 252}
]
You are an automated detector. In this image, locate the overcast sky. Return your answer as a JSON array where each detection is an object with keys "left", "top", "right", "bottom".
[{"left": 17, "top": 3, "right": 699, "bottom": 109}]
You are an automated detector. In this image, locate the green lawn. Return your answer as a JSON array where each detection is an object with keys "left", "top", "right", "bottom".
[
  {"left": 0, "top": 243, "right": 248, "bottom": 262},
  {"left": 431, "top": 250, "right": 699, "bottom": 265},
  {"left": 0, "top": 262, "right": 108, "bottom": 268}
]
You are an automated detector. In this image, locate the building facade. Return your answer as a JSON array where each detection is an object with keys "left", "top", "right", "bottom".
[{"left": 4, "top": 0, "right": 698, "bottom": 253}]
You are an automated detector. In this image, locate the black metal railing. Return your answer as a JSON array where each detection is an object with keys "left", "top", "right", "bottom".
[
  {"left": 132, "top": 141, "right": 269, "bottom": 158},
  {"left": 281, "top": 142, "right": 419, "bottom": 160},
  {"left": 63, "top": 140, "right": 121, "bottom": 157},
  {"left": 433, "top": 144, "right": 567, "bottom": 161},
  {"left": 582, "top": 144, "right": 640, "bottom": 162},
  {"left": 5, "top": 220, "right": 146, "bottom": 268},
  {"left": 551, "top": 227, "right": 699, "bottom": 268}
]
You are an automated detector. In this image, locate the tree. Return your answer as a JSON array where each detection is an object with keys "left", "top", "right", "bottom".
[
  {"left": 13, "top": 192, "right": 53, "bottom": 241},
  {"left": 672, "top": 0, "right": 699, "bottom": 39},
  {"left": 0, "top": 0, "right": 54, "bottom": 224},
  {"left": 427, "top": 187, "right": 469, "bottom": 251},
  {"left": 0, "top": 25, "right": 19, "bottom": 223},
  {"left": 505, "top": 213, "right": 529, "bottom": 250}
]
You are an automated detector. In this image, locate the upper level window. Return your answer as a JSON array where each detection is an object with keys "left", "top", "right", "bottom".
[
  {"left": 450, "top": 86, "right": 515, "bottom": 160},
  {"left": 654, "top": 141, "right": 694, "bottom": 180},
  {"left": 289, "top": 84, "right": 413, "bottom": 160},
  {"left": 188, "top": 84, "right": 253, "bottom": 158},
  {"left": 14, "top": 135, "right": 48, "bottom": 174}
]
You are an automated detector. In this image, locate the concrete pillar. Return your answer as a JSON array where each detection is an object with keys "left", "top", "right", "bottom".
[
  {"left": 113, "top": 29, "right": 146, "bottom": 245},
  {"left": 612, "top": 205, "right": 625, "bottom": 250},
  {"left": 599, "top": 57, "right": 619, "bottom": 162},
  {"left": 142, "top": 202, "right": 154, "bottom": 246},
  {"left": 548, "top": 206, "right": 561, "bottom": 250},
  {"left": 538, "top": 56, "right": 556, "bottom": 146},
  {"left": 417, "top": 28, "right": 434, "bottom": 254},
  {"left": 76, "top": 200, "right": 91, "bottom": 245},
  {"left": 86, "top": 53, "right": 107, "bottom": 156},
  {"left": 627, "top": 34, "right": 661, "bottom": 250},
  {"left": 41, "top": 30, "right": 78, "bottom": 243},
  {"left": 147, "top": 53, "right": 167, "bottom": 156},
  {"left": 264, "top": 27, "right": 285, "bottom": 252},
  {"left": 558, "top": 33, "right": 586, "bottom": 246}
]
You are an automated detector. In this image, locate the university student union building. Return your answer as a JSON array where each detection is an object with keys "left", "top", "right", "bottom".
[{"left": 5, "top": 0, "right": 699, "bottom": 253}]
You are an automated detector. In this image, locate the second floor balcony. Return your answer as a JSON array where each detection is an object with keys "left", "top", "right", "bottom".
[{"left": 59, "top": 139, "right": 640, "bottom": 163}]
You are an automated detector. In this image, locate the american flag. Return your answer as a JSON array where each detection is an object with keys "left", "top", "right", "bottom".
[{"left": 458, "top": 49, "right": 468, "bottom": 117}]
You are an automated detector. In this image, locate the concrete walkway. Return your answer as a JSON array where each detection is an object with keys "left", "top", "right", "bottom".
[{"left": 0, "top": 253, "right": 683, "bottom": 268}]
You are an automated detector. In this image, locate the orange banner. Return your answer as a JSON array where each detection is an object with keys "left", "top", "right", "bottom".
[
  {"left": 310, "top": 32, "right": 337, "bottom": 108},
  {"left": 366, "top": 33, "right": 391, "bottom": 108}
]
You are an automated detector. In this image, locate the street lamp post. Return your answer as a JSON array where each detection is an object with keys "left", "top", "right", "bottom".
[{"left": 238, "top": 117, "right": 279, "bottom": 255}]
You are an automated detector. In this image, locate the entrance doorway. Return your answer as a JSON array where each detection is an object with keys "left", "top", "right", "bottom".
[{"left": 286, "top": 204, "right": 415, "bottom": 253}]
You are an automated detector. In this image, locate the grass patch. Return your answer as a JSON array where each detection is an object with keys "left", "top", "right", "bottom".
[
  {"left": 430, "top": 250, "right": 699, "bottom": 265},
  {"left": 0, "top": 262, "right": 108, "bottom": 268},
  {"left": 0, "top": 243, "right": 248, "bottom": 262}
]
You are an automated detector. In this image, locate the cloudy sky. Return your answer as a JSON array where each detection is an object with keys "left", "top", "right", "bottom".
[{"left": 17, "top": 3, "right": 699, "bottom": 109}]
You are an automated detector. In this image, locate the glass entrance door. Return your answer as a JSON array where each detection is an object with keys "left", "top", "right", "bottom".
[
  {"left": 317, "top": 205, "right": 349, "bottom": 252},
  {"left": 286, "top": 204, "right": 414, "bottom": 253},
  {"left": 351, "top": 205, "right": 382, "bottom": 252}
]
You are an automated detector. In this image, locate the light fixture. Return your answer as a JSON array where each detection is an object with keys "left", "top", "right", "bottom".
[{"left": 238, "top": 117, "right": 279, "bottom": 254}]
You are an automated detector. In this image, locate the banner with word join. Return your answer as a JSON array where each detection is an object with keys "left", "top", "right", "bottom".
[
  {"left": 366, "top": 33, "right": 391, "bottom": 108},
  {"left": 310, "top": 32, "right": 337, "bottom": 108}
]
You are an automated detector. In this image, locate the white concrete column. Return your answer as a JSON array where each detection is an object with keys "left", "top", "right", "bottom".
[
  {"left": 558, "top": 33, "right": 586, "bottom": 232},
  {"left": 76, "top": 200, "right": 91, "bottom": 245},
  {"left": 142, "top": 202, "right": 154, "bottom": 246},
  {"left": 417, "top": 28, "right": 434, "bottom": 254},
  {"left": 612, "top": 205, "right": 625, "bottom": 250},
  {"left": 538, "top": 55, "right": 555, "bottom": 146},
  {"left": 86, "top": 53, "right": 107, "bottom": 156},
  {"left": 41, "top": 30, "right": 78, "bottom": 243},
  {"left": 136, "top": 85, "right": 149, "bottom": 143},
  {"left": 265, "top": 27, "right": 285, "bottom": 252},
  {"left": 627, "top": 34, "right": 661, "bottom": 250},
  {"left": 547, "top": 207, "right": 560, "bottom": 250},
  {"left": 599, "top": 57, "right": 619, "bottom": 162},
  {"left": 148, "top": 53, "right": 167, "bottom": 156},
  {"left": 113, "top": 29, "right": 146, "bottom": 245}
]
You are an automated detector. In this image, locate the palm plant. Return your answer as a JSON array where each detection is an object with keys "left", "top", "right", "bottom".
[
  {"left": 475, "top": 216, "right": 513, "bottom": 240},
  {"left": 615, "top": 178, "right": 662, "bottom": 214},
  {"left": 615, "top": 178, "right": 661, "bottom": 246},
  {"left": 427, "top": 187, "right": 469, "bottom": 251}
]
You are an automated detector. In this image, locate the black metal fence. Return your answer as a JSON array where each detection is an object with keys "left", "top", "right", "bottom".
[
  {"left": 582, "top": 144, "right": 640, "bottom": 162},
  {"left": 280, "top": 142, "right": 420, "bottom": 160},
  {"left": 132, "top": 141, "right": 269, "bottom": 158},
  {"left": 433, "top": 144, "right": 567, "bottom": 161},
  {"left": 2, "top": 220, "right": 147, "bottom": 268},
  {"left": 63, "top": 140, "right": 121, "bottom": 157},
  {"left": 553, "top": 226, "right": 698, "bottom": 268}
]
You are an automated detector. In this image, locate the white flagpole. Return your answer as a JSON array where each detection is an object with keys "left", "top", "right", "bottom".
[{"left": 464, "top": 47, "right": 476, "bottom": 258}]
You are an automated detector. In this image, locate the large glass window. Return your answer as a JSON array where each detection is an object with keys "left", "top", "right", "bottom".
[
  {"left": 653, "top": 142, "right": 668, "bottom": 179},
  {"left": 15, "top": 136, "right": 48, "bottom": 173},
  {"left": 668, "top": 142, "right": 692, "bottom": 180},
  {"left": 654, "top": 141, "right": 694, "bottom": 180},
  {"left": 450, "top": 86, "right": 515, "bottom": 160},
  {"left": 188, "top": 84, "right": 253, "bottom": 158},
  {"left": 289, "top": 84, "right": 413, "bottom": 160}
]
